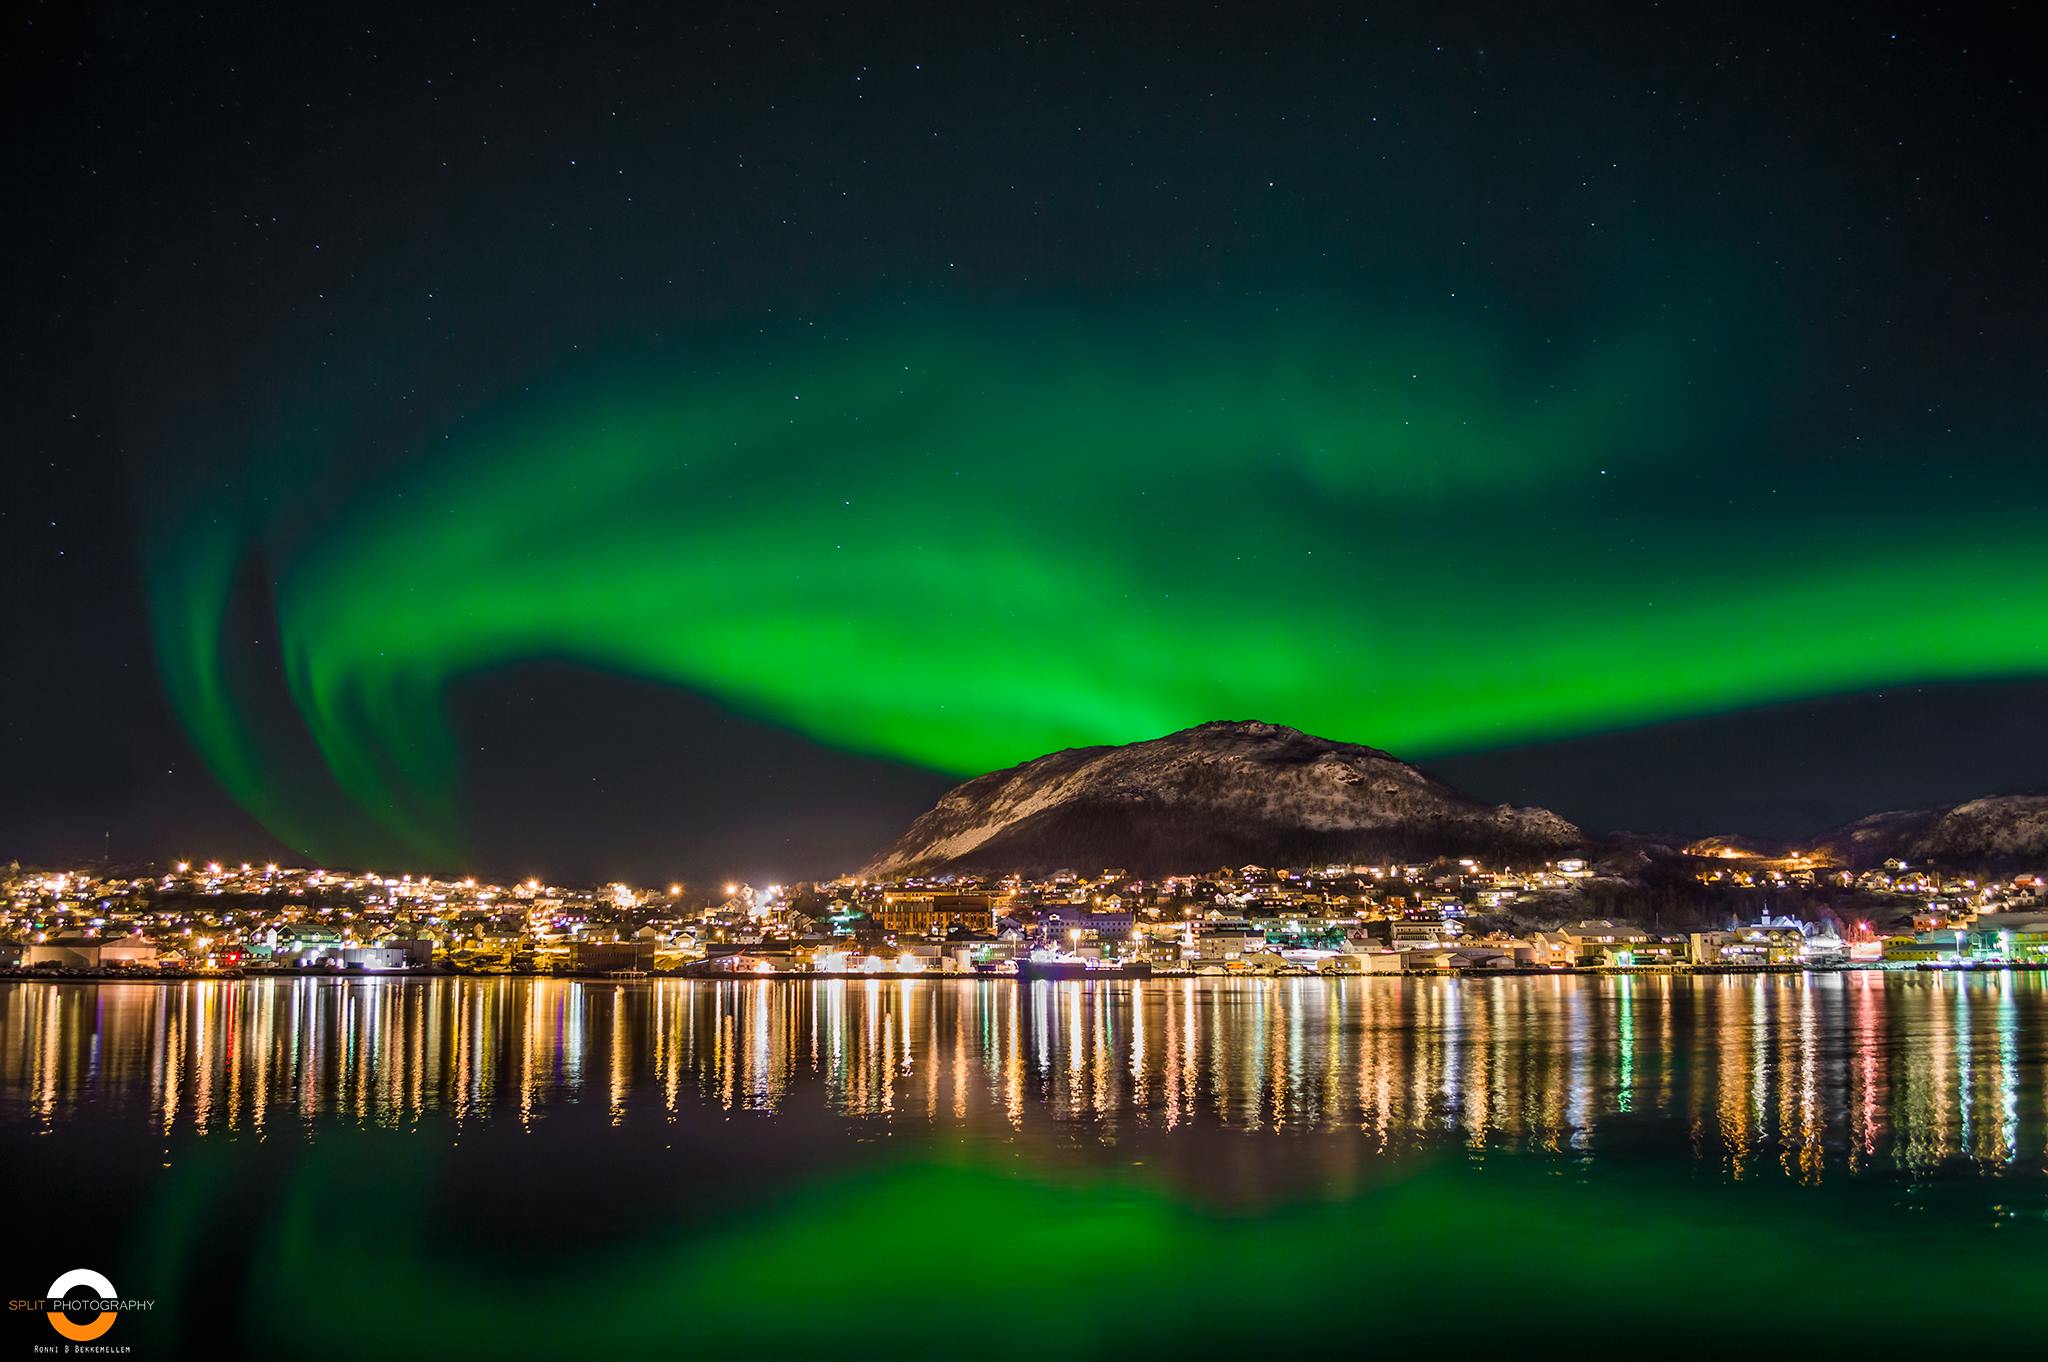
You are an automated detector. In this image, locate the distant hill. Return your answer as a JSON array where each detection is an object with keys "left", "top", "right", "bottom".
[
  {"left": 862, "top": 721, "right": 1585, "bottom": 878},
  {"left": 1678, "top": 834, "right": 1788, "bottom": 861},
  {"left": 1817, "top": 795, "right": 2048, "bottom": 869}
]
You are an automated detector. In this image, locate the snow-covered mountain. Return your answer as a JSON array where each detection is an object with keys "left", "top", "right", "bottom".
[
  {"left": 862, "top": 720, "right": 1585, "bottom": 877},
  {"left": 1819, "top": 795, "right": 2048, "bottom": 868}
]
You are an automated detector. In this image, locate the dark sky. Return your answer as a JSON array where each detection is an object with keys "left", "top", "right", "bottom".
[{"left": 7, "top": 2, "right": 2045, "bottom": 884}]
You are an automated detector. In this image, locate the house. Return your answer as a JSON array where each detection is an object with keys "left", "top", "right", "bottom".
[
  {"left": 1527, "top": 931, "right": 1574, "bottom": 967},
  {"left": 1389, "top": 918, "right": 1454, "bottom": 949},
  {"left": 1559, "top": 921, "right": 1648, "bottom": 965}
]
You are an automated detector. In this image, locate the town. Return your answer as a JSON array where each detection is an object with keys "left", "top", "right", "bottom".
[{"left": 5, "top": 844, "right": 2046, "bottom": 980}]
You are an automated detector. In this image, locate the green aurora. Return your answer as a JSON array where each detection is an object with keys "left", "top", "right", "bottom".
[{"left": 144, "top": 302, "right": 2048, "bottom": 865}]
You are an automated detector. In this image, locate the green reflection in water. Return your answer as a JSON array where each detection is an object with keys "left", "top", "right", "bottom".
[{"left": 123, "top": 1133, "right": 2046, "bottom": 1359}]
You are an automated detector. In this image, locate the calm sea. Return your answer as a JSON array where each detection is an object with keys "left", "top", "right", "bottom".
[{"left": 3, "top": 973, "right": 2044, "bottom": 1356}]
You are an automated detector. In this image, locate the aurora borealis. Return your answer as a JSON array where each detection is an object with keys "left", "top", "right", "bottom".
[
  {"left": 14, "top": 4, "right": 2048, "bottom": 874},
  {"left": 143, "top": 297, "right": 2048, "bottom": 867}
]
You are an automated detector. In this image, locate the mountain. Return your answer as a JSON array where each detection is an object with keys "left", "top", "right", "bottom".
[
  {"left": 862, "top": 721, "right": 1585, "bottom": 878},
  {"left": 1817, "top": 795, "right": 2048, "bottom": 869}
]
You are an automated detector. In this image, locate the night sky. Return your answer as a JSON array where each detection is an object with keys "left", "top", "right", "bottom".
[{"left": 7, "top": 3, "right": 2045, "bottom": 884}]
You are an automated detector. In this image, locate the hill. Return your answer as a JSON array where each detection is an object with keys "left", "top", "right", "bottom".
[{"left": 863, "top": 721, "right": 1585, "bottom": 877}]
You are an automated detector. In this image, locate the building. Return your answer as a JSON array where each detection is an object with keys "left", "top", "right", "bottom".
[
  {"left": 1597, "top": 937, "right": 1682, "bottom": 967},
  {"left": 1977, "top": 912, "right": 2048, "bottom": 962},
  {"left": 1559, "top": 921, "right": 1649, "bottom": 965},
  {"left": 571, "top": 940, "right": 657, "bottom": 972},
  {"left": 1192, "top": 918, "right": 1266, "bottom": 961},
  {"left": 1884, "top": 924, "right": 2040, "bottom": 965},
  {"left": 1690, "top": 925, "right": 1804, "bottom": 966},
  {"left": 1388, "top": 918, "right": 1454, "bottom": 949},
  {"left": 23, "top": 936, "right": 159, "bottom": 969},
  {"left": 1040, "top": 905, "right": 1135, "bottom": 941},
  {"left": 877, "top": 892, "right": 1004, "bottom": 936},
  {"left": 336, "top": 942, "right": 434, "bottom": 970}
]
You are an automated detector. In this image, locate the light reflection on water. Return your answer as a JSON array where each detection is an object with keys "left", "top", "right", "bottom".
[{"left": 3, "top": 972, "right": 2045, "bottom": 1180}]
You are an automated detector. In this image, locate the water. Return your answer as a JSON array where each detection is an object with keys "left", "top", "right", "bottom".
[{"left": 3, "top": 973, "right": 2044, "bottom": 1356}]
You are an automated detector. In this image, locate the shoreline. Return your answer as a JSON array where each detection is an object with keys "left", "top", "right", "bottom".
[{"left": 5, "top": 961, "right": 2043, "bottom": 985}]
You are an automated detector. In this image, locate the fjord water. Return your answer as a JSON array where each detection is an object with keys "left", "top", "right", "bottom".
[{"left": 3, "top": 974, "right": 2044, "bottom": 1357}]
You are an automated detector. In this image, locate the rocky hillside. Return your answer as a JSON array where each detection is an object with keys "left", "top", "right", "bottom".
[
  {"left": 1819, "top": 795, "right": 2048, "bottom": 868},
  {"left": 862, "top": 720, "right": 1585, "bottom": 877}
]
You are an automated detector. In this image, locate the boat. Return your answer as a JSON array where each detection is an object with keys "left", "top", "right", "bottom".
[
  {"left": 1017, "top": 953, "right": 1091, "bottom": 980},
  {"left": 1015, "top": 953, "right": 1152, "bottom": 981}
]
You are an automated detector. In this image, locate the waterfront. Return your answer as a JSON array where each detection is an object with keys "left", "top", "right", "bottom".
[{"left": 4, "top": 972, "right": 2047, "bottom": 1356}]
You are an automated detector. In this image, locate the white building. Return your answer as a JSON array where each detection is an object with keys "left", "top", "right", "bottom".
[{"left": 23, "top": 936, "right": 159, "bottom": 969}]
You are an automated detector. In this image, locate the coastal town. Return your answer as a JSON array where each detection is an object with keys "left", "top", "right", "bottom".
[{"left": 4, "top": 846, "right": 2046, "bottom": 980}]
